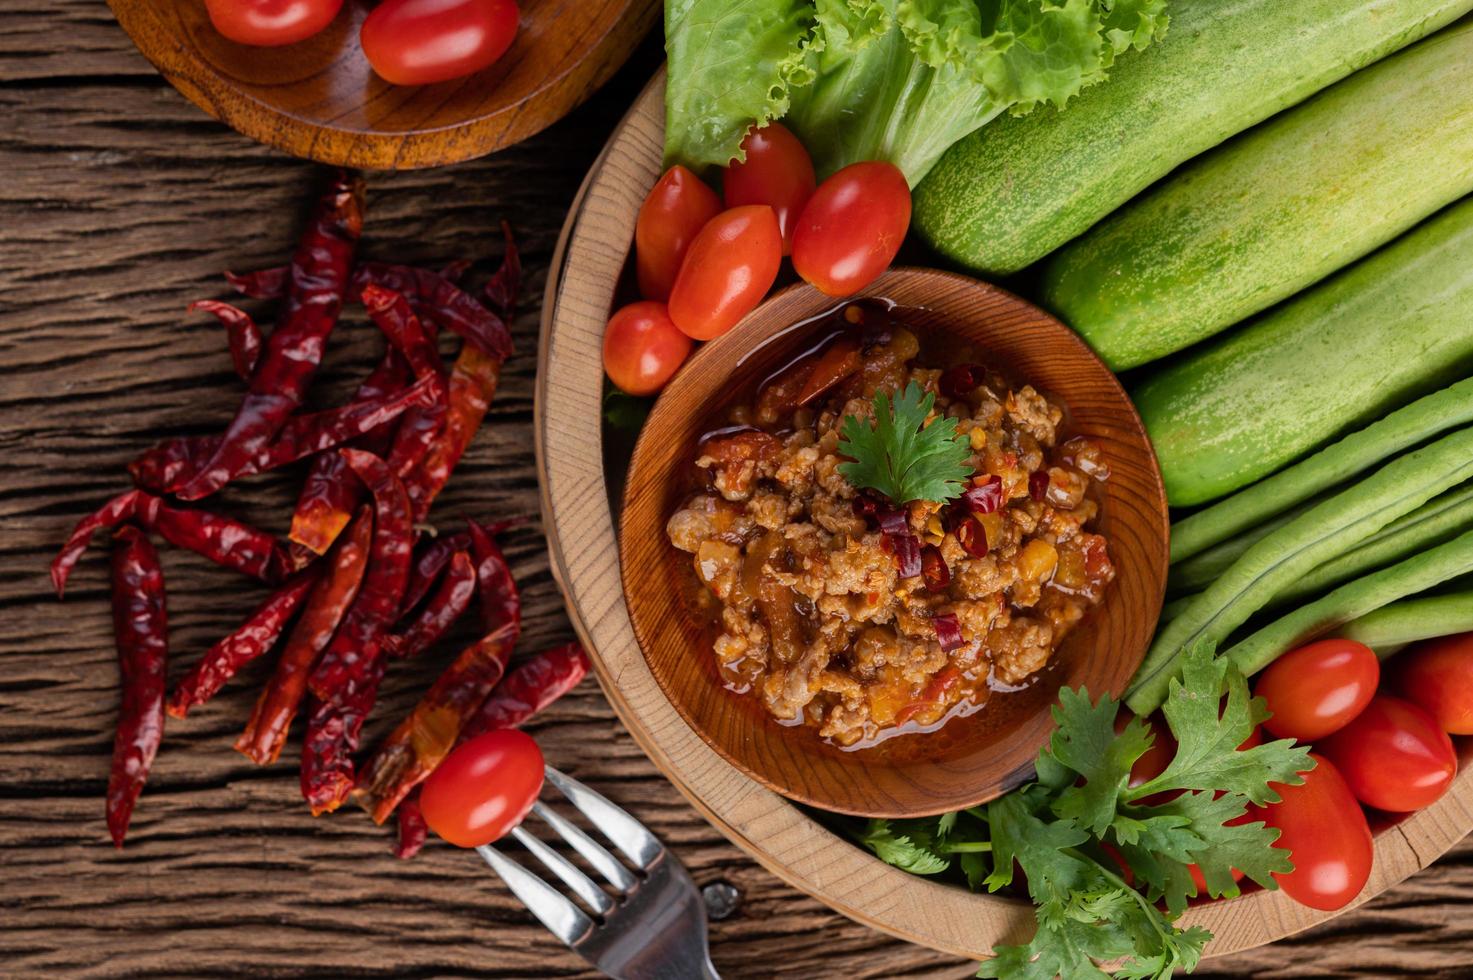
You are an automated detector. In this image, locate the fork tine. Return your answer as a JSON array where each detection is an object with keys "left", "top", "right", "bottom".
[
  {"left": 544, "top": 766, "right": 662, "bottom": 869},
  {"left": 476, "top": 844, "right": 594, "bottom": 946},
  {"left": 530, "top": 800, "right": 639, "bottom": 894},
  {"left": 510, "top": 825, "right": 616, "bottom": 916}
]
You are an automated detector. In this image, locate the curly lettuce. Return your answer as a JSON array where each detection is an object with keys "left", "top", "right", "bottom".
[{"left": 664, "top": 0, "right": 1169, "bottom": 184}]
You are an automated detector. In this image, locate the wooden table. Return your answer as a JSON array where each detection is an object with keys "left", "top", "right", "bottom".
[{"left": 2, "top": 7, "right": 1469, "bottom": 977}]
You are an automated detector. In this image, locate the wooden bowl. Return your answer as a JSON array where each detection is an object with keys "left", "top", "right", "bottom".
[
  {"left": 107, "top": 0, "right": 659, "bottom": 169},
  {"left": 537, "top": 71, "right": 1473, "bottom": 960},
  {"left": 617, "top": 270, "right": 1169, "bottom": 817}
]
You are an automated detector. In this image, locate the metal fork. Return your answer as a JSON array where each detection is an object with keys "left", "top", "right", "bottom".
[{"left": 477, "top": 765, "right": 721, "bottom": 980}]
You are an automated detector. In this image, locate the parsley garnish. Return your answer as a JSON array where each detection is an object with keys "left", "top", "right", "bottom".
[
  {"left": 854, "top": 643, "right": 1314, "bottom": 979},
  {"left": 837, "top": 382, "right": 971, "bottom": 505}
]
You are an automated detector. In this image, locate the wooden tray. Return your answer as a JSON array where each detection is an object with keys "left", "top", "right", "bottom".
[
  {"left": 108, "top": 0, "right": 659, "bottom": 169},
  {"left": 534, "top": 71, "right": 1473, "bottom": 961}
]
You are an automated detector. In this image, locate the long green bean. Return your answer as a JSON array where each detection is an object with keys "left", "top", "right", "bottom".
[
  {"left": 1340, "top": 591, "right": 1473, "bottom": 651},
  {"left": 1167, "top": 501, "right": 1312, "bottom": 595},
  {"left": 1267, "top": 482, "right": 1473, "bottom": 609},
  {"left": 1170, "top": 376, "right": 1473, "bottom": 563},
  {"left": 1222, "top": 528, "right": 1473, "bottom": 677},
  {"left": 1127, "top": 425, "right": 1473, "bottom": 714}
]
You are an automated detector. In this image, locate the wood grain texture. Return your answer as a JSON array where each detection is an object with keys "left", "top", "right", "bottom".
[
  {"left": 1, "top": 7, "right": 1470, "bottom": 978},
  {"left": 108, "top": 0, "right": 661, "bottom": 169},
  {"left": 618, "top": 268, "right": 1168, "bottom": 818},
  {"left": 538, "top": 71, "right": 1473, "bottom": 971}
]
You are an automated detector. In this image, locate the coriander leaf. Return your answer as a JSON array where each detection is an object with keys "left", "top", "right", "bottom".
[
  {"left": 959, "top": 851, "right": 989, "bottom": 891},
  {"left": 1145, "top": 792, "right": 1293, "bottom": 910},
  {"left": 1046, "top": 686, "right": 1154, "bottom": 835},
  {"left": 858, "top": 819, "right": 950, "bottom": 874},
  {"left": 1129, "top": 642, "right": 1312, "bottom": 805},
  {"left": 837, "top": 382, "right": 971, "bottom": 505},
  {"left": 937, "top": 810, "right": 958, "bottom": 838}
]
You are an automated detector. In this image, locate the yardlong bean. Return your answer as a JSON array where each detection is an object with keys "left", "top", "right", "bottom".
[
  {"left": 1171, "top": 376, "right": 1473, "bottom": 563},
  {"left": 1128, "top": 424, "right": 1473, "bottom": 714},
  {"left": 1340, "top": 590, "right": 1473, "bottom": 651}
]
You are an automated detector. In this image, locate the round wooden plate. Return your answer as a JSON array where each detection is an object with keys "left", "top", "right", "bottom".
[
  {"left": 108, "top": 0, "right": 660, "bottom": 169},
  {"left": 535, "top": 71, "right": 1473, "bottom": 961}
]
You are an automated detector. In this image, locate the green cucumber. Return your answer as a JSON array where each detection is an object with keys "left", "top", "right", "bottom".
[
  {"left": 1041, "top": 19, "right": 1473, "bottom": 371},
  {"left": 1136, "top": 195, "right": 1473, "bottom": 507},
  {"left": 913, "top": 0, "right": 1473, "bottom": 276}
]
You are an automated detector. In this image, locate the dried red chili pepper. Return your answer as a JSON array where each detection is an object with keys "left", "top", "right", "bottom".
[
  {"left": 354, "top": 621, "right": 518, "bottom": 823},
  {"left": 398, "top": 530, "right": 472, "bottom": 617},
  {"left": 957, "top": 517, "right": 989, "bottom": 558},
  {"left": 390, "top": 640, "right": 588, "bottom": 858},
  {"left": 360, "top": 285, "right": 449, "bottom": 480},
  {"left": 389, "top": 550, "right": 474, "bottom": 659},
  {"left": 166, "top": 570, "right": 320, "bottom": 719},
  {"left": 1029, "top": 470, "right": 1050, "bottom": 503},
  {"left": 962, "top": 475, "right": 1004, "bottom": 514},
  {"left": 352, "top": 264, "right": 512, "bottom": 361},
  {"left": 468, "top": 518, "right": 520, "bottom": 636},
  {"left": 52, "top": 490, "right": 292, "bottom": 597},
  {"left": 129, "top": 374, "right": 437, "bottom": 494},
  {"left": 190, "top": 300, "right": 262, "bottom": 381},
  {"left": 307, "top": 449, "right": 412, "bottom": 703},
  {"left": 394, "top": 796, "right": 429, "bottom": 859},
  {"left": 920, "top": 545, "right": 951, "bottom": 593},
  {"left": 940, "top": 363, "right": 985, "bottom": 400},
  {"left": 482, "top": 222, "right": 520, "bottom": 320},
  {"left": 287, "top": 353, "right": 407, "bottom": 558},
  {"left": 177, "top": 173, "right": 364, "bottom": 500},
  {"left": 876, "top": 508, "right": 921, "bottom": 579},
  {"left": 460, "top": 641, "right": 590, "bottom": 741},
  {"left": 235, "top": 508, "right": 371, "bottom": 765},
  {"left": 933, "top": 612, "right": 964, "bottom": 653},
  {"left": 405, "top": 347, "right": 503, "bottom": 520},
  {"left": 301, "top": 665, "right": 384, "bottom": 816},
  {"left": 225, "top": 265, "right": 288, "bottom": 299},
  {"left": 106, "top": 525, "right": 168, "bottom": 848}
]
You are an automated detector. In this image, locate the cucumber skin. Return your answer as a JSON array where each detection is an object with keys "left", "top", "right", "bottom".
[
  {"left": 1041, "top": 20, "right": 1473, "bottom": 372},
  {"left": 911, "top": 0, "right": 1473, "bottom": 277},
  {"left": 1135, "top": 195, "right": 1473, "bottom": 507}
]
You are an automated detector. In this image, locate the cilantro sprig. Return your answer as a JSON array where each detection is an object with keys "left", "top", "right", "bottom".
[
  {"left": 837, "top": 382, "right": 972, "bottom": 505},
  {"left": 854, "top": 643, "right": 1315, "bottom": 979}
]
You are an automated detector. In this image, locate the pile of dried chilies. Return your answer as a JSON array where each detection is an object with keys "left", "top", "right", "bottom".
[{"left": 51, "top": 172, "right": 591, "bottom": 855}]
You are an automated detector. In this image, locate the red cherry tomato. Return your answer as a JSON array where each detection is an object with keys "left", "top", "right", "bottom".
[
  {"left": 667, "top": 205, "right": 782, "bottom": 340},
  {"left": 204, "top": 0, "right": 343, "bottom": 46},
  {"left": 1254, "top": 638, "right": 1379, "bottom": 741},
  {"left": 791, "top": 161, "right": 911, "bottom": 297},
  {"left": 723, "top": 123, "right": 815, "bottom": 254},
  {"left": 420, "top": 729, "right": 544, "bottom": 848},
  {"left": 1319, "top": 694, "right": 1457, "bottom": 812},
  {"left": 1254, "top": 754, "right": 1372, "bottom": 912},
  {"left": 1394, "top": 632, "right": 1473, "bottom": 734},
  {"left": 361, "top": 0, "right": 519, "bottom": 86},
  {"left": 602, "top": 301, "right": 692, "bottom": 396},
  {"left": 636, "top": 166, "right": 722, "bottom": 302}
]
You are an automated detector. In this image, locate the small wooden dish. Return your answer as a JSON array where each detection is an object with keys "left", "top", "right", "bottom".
[
  {"left": 618, "top": 270, "right": 1169, "bottom": 817},
  {"left": 107, "top": 0, "right": 659, "bottom": 169},
  {"left": 538, "top": 71, "right": 1473, "bottom": 960}
]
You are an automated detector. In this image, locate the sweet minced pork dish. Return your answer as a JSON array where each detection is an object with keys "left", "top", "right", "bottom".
[{"left": 667, "top": 304, "right": 1115, "bottom": 748}]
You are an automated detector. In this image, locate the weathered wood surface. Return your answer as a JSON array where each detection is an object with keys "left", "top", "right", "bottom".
[{"left": 0, "top": 5, "right": 1468, "bottom": 977}]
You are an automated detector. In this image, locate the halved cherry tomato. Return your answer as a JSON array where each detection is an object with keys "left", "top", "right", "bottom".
[
  {"left": 1393, "top": 632, "right": 1473, "bottom": 734},
  {"left": 1253, "top": 753, "right": 1372, "bottom": 912},
  {"left": 420, "top": 729, "right": 544, "bottom": 848},
  {"left": 361, "top": 0, "right": 519, "bottom": 86},
  {"left": 667, "top": 205, "right": 782, "bottom": 340},
  {"left": 723, "top": 123, "right": 815, "bottom": 254},
  {"left": 636, "top": 166, "right": 721, "bottom": 302},
  {"left": 1319, "top": 694, "right": 1457, "bottom": 812},
  {"left": 602, "top": 301, "right": 691, "bottom": 396},
  {"left": 1254, "top": 638, "right": 1379, "bottom": 742},
  {"left": 791, "top": 161, "right": 910, "bottom": 297},
  {"left": 204, "top": 0, "right": 343, "bottom": 46}
]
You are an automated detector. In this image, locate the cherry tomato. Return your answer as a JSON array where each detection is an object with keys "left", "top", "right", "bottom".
[
  {"left": 602, "top": 301, "right": 692, "bottom": 396},
  {"left": 361, "top": 0, "right": 519, "bottom": 86},
  {"left": 420, "top": 729, "right": 544, "bottom": 848},
  {"left": 636, "top": 166, "right": 722, "bottom": 302},
  {"left": 1393, "top": 632, "right": 1473, "bottom": 734},
  {"left": 1255, "top": 638, "right": 1379, "bottom": 742},
  {"left": 204, "top": 0, "right": 343, "bottom": 46},
  {"left": 791, "top": 161, "right": 911, "bottom": 297},
  {"left": 723, "top": 123, "right": 815, "bottom": 254},
  {"left": 667, "top": 205, "right": 782, "bottom": 340},
  {"left": 1319, "top": 694, "right": 1457, "bottom": 812},
  {"left": 1253, "top": 753, "right": 1372, "bottom": 912}
]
